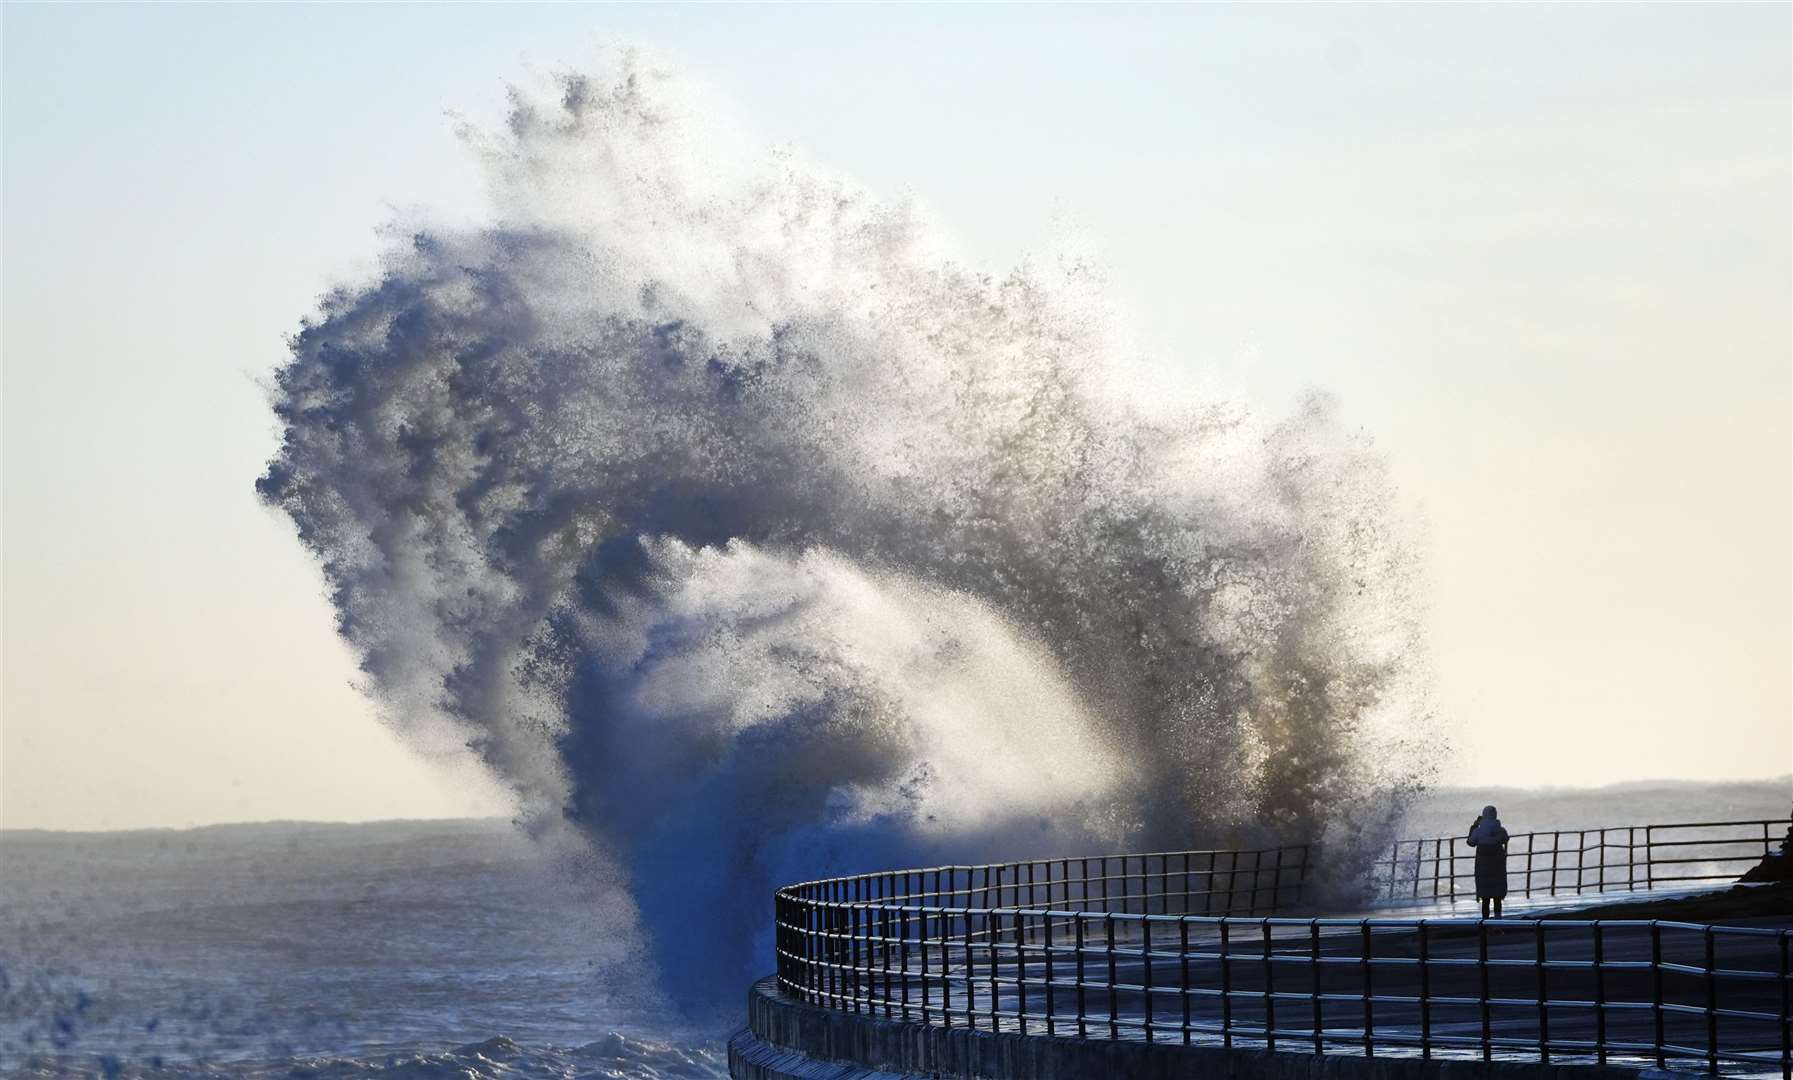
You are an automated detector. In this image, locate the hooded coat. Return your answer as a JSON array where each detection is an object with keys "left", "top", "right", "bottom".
[{"left": 1465, "top": 811, "right": 1510, "bottom": 899}]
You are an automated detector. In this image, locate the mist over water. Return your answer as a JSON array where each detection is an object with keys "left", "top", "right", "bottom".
[{"left": 258, "top": 56, "right": 1436, "bottom": 1010}]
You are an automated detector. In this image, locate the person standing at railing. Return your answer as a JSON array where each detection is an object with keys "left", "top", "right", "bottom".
[{"left": 1466, "top": 805, "right": 1510, "bottom": 918}]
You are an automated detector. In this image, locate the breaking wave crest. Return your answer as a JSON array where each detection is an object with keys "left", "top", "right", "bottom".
[{"left": 259, "top": 54, "right": 1436, "bottom": 1011}]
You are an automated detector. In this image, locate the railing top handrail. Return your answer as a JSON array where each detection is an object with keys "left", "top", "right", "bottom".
[
  {"left": 776, "top": 897, "right": 1791, "bottom": 936},
  {"left": 778, "top": 841, "right": 1311, "bottom": 894},
  {"left": 1385, "top": 816, "right": 1790, "bottom": 852}
]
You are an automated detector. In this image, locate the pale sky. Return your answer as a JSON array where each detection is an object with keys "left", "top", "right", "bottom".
[{"left": 2, "top": 4, "right": 1788, "bottom": 831}]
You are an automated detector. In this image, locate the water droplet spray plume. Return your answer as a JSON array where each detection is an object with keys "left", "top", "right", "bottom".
[{"left": 259, "top": 55, "right": 1438, "bottom": 1013}]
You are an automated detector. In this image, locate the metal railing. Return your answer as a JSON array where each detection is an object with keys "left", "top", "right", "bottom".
[
  {"left": 1374, "top": 819, "right": 1790, "bottom": 906},
  {"left": 771, "top": 822, "right": 1792, "bottom": 1077}
]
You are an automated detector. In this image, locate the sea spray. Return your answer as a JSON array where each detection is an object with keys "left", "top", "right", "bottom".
[{"left": 259, "top": 54, "right": 1436, "bottom": 1011}]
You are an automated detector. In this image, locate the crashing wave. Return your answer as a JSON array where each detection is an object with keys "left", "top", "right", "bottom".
[{"left": 259, "top": 52, "right": 1436, "bottom": 1010}]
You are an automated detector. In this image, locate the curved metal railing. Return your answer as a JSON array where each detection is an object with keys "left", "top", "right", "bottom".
[
  {"left": 1374, "top": 819, "right": 1791, "bottom": 906},
  {"left": 772, "top": 821, "right": 1792, "bottom": 1077}
]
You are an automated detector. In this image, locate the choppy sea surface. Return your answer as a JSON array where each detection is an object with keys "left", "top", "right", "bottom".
[{"left": 3, "top": 780, "right": 1786, "bottom": 1078}]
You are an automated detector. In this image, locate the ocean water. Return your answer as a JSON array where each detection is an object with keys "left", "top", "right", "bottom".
[
  {"left": 4, "top": 779, "right": 1785, "bottom": 1078},
  {"left": 0, "top": 819, "right": 723, "bottom": 1078}
]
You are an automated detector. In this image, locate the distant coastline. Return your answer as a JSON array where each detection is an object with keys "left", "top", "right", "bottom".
[{"left": 4, "top": 776, "right": 1786, "bottom": 839}]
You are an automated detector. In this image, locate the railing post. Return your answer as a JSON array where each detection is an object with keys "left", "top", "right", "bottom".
[
  {"left": 964, "top": 907, "right": 978, "bottom": 1031},
  {"left": 881, "top": 903, "right": 893, "bottom": 1018},
  {"left": 1143, "top": 916, "right": 1155, "bottom": 1042},
  {"left": 1106, "top": 912, "right": 1119, "bottom": 1040},
  {"left": 1550, "top": 831, "right": 1561, "bottom": 896},
  {"left": 1075, "top": 912, "right": 1087, "bottom": 1038},
  {"left": 1042, "top": 904, "right": 1056, "bottom": 1037},
  {"left": 1705, "top": 925, "right": 1719, "bottom": 1075},
  {"left": 1652, "top": 920, "right": 1665, "bottom": 1070},
  {"left": 920, "top": 906, "right": 932, "bottom": 1024},
  {"left": 1646, "top": 826, "right": 1655, "bottom": 890},
  {"left": 1431, "top": 838, "right": 1442, "bottom": 902},
  {"left": 1180, "top": 917, "right": 1192, "bottom": 1045},
  {"left": 1361, "top": 920, "right": 1374, "bottom": 1059},
  {"left": 1310, "top": 919, "right": 1323, "bottom": 1054},
  {"left": 851, "top": 892, "right": 863, "bottom": 1013},
  {"left": 1593, "top": 921, "right": 1607, "bottom": 1064},
  {"left": 1419, "top": 921, "right": 1432, "bottom": 1060},
  {"left": 1478, "top": 916, "right": 1492, "bottom": 1062},
  {"left": 1524, "top": 832, "right": 1535, "bottom": 900},
  {"left": 900, "top": 904, "right": 912, "bottom": 1021},
  {"left": 938, "top": 909, "right": 952, "bottom": 1028},
  {"left": 987, "top": 910, "right": 998, "bottom": 1032},
  {"left": 1450, "top": 837, "right": 1460, "bottom": 903},
  {"left": 1778, "top": 930, "right": 1789, "bottom": 1080},
  {"left": 1536, "top": 919, "right": 1550, "bottom": 1064},
  {"left": 1263, "top": 918, "right": 1277, "bottom": 1051},
  {"left": 1014, "top": 910, "right": 1029, "bottom": 1035},
  {"left": 825, "top": 885, "right": 836, "bottom": 1007},
  {"left": 1221, "top": 918, "right": 1234, "bottom": 1049}
]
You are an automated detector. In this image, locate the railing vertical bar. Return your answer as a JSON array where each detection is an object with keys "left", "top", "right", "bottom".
[
  {"left": 1419, "top": 920, "right": 1432, "bottom": 1061},
  {"left": 1431, "top": 838, "right": 1442, "bottom": 902},
  {"left": 1142, "top": 916, "right": 1155, "bottom": 1043},
  {"left": 1550, "top": 831, "right": 1561, "bottom": 896},
  {"left": 964, "top": 907, "right": 977, "bottom": 1030},
  {"left": 1019, "top": 909, "right": 1034, "bottom": 1034},
  {"left": 1524, "top": 833, "right": 1536, "bottom": 901},
  {"left": 900, "top": 903, "right": 912, "bottom": 1021},
  {"left": 1651, "top": 921, "right": 1664, "bottom": 1069},
  {"left": 1478, "top": 916, "right": 1491, "bottom": 1062},
  {"left": 1074, "top": 912, "right": 1087, "bottom": 1038},
  {"left": 989, "top": 909, "right": 1002, "bottom": 1033},
  {"left": 1106, "top": 912, "right": 1119, "bottom": 1040},
  {"left": 1263, "top": 918, "right": 1277, "bottom": 1052},
  {"left": 1180, "top": 917, "right": 1192, "bottom": 1045},
  {"left": 1536, "top": 919, "right": 1550, "bottom": 1064},
  {"left": 1310, "top": 919, "right": 1323, "bottom": 1054},
  {"left": 921, "top": 905, "right": 932, "bottom": 1024},
  {"left": 1221, "top": 918, "right": 1234, "bottom": 1049},
  {"left": 852, "top": 884, "right": 863, "bottom": 1012},
  {"left": 1777, "top": 930, "right": 1789, "bottom": 1080},
  {"left": 1361, "top": 920, "right": 1374, "bottom": 1059},
  {"left": 1593, "top": 920, "right": 1607, "bottom": 1064},
  {"left": 1705, "top": 926, "right": 1719, "bottom": 1075},
  {"left": 1451, "top": 834, "right": 1461, "bottom": 903},
  {"left": 881, "top": 902, "right": 893, "bottom": 1018}
]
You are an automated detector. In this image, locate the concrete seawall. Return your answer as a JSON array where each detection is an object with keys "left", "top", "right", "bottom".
[{"left": 728, "top": 977, "right": 1698, "bottom": 1080}]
